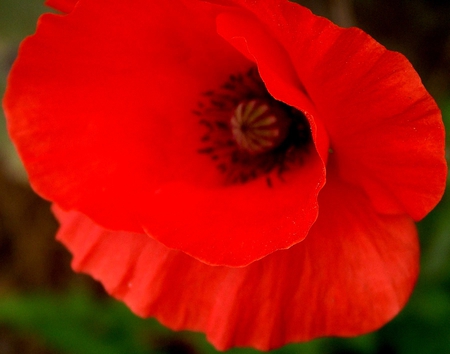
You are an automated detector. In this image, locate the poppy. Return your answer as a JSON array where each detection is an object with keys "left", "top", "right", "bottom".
[{"left": 3, "top": 0, "right": 447, "bottom": 350}]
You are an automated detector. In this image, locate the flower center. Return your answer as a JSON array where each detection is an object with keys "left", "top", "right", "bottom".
[
  {"left": 231, "top": 99, "right": 291, "bottom": 154},
  {"left": 195, "top": 67, "right": 311, "bottom": 186}
]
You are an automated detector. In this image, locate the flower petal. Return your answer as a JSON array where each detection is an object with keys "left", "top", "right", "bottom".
[
  {"left": 55, "top": 170, "right": 419, "bottom": 350},
  {"left": 4, "top": 0, "right": 328, "bottom": 266},
  {"left": 5, "top": 0, "right": 246, "bottom": 232},
  {"left": 214, "top": 8, "right": 330, "bottom": 165},
  {"left": 211, "top": 0, "right": 447, "bottom": 220}
]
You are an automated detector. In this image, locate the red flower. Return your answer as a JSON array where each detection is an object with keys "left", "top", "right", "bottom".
[{"left": 3, "top": 0, "right": 447, "bottom": 350}]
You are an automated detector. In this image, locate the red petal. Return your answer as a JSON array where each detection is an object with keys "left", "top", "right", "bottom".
[
  {"left": 212, "top": 0, "right": 447, "bottom": 219},
  {"left": 303, "top": 28, "right": 447, "bottom": 220},
  {"left": 4, "top": 0, "right": 327, "bottom": 266},
  {"left": 55, "top": 170, "right": 419, "bottom": 350},
  {"left": 215, "top": 9, "right": 330, "bottom": 165},
  {"left": 45, "top": 0, "right": 78, "bottom": 13},
  {"left": 5, "top": 0, "right": 248, "bottom": 233}
]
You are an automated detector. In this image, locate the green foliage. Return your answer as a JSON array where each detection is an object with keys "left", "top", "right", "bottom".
[
  {"left": 0, "top": 0, "right": 47, "bottom": 39},
  {"left": 0, "top": 290, "right": 164, "bottom": 354},
  {"left": 0, "top": 289, "right": 380, "bottom": 354}
]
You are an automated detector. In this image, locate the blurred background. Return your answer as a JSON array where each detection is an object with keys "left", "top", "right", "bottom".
[{"left": 0, "top": 0, "right": 449, "bottom": 353}]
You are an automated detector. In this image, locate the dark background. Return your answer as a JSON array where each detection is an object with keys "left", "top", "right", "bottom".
[{"left": 0, "top": 0, "right": 449, "bottom": 353}]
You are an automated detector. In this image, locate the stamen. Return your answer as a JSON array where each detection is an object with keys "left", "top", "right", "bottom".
[{"left": 195, "top": 67, "right": 311, "bottom": 186}]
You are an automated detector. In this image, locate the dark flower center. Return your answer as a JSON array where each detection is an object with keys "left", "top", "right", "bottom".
[
  {"left": 230, "top": 99, "right": 291, "bottom": 154},
  {"left": 195, "top": 68, "right": 311, "bottom": 186}
]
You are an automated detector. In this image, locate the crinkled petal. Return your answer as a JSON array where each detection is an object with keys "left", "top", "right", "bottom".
[
  {"left": 211, "top": 0, "right": 447, "bottom": 220},
  {"left": 55, "top": 170, "right": 419, "bottom": 350},
  {"left": 4, "top": 0, "right": 329, "bottom": 266}
]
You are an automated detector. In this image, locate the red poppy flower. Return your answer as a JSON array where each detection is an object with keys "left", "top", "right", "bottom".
[{"left": 3, "top": 0, "right": 447, "bottom": 350}]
